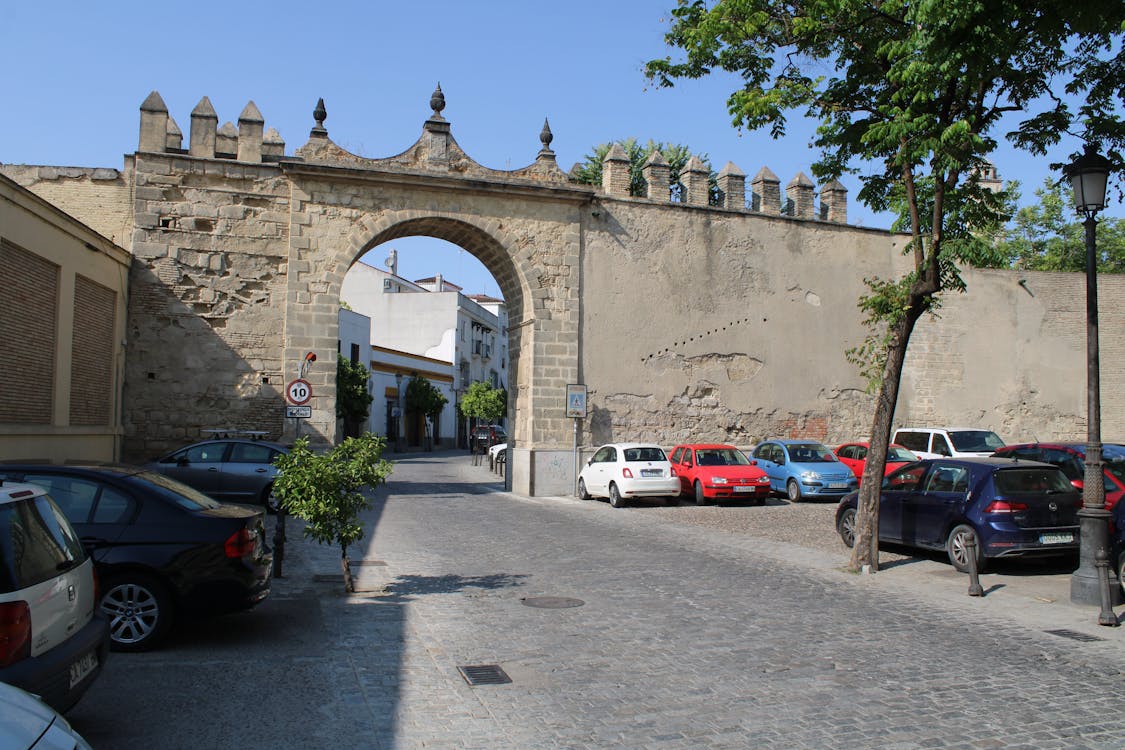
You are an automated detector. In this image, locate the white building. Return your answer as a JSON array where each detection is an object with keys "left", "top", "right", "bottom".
[{"left": 340, "top": 252, "right": 506, "bottom": 448}]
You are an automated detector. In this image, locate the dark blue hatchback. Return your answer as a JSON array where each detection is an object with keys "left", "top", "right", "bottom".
[{"left": 836, "top": 457, "right": 1080, "bottom": 572}]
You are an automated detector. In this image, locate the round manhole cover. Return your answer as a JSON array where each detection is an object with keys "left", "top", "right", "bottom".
[{"left": 520, "top": 596, "right": 585, "bottom": 609}]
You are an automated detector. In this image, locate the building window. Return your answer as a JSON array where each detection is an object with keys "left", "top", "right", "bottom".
[{"left": 350, "top": 343, "right": 360, "bottom": 363}]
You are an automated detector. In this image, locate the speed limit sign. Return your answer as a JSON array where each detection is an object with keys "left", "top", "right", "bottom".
[{"left": 286, "top": 379, "right": 312, "bottom": 405}]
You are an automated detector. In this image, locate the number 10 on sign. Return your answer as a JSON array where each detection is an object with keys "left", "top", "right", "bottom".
[{"left": 286, "top": 379, "right": 312, "bottom": 405}]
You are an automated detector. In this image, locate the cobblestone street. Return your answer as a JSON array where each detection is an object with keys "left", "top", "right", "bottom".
[{"left": 71, "top": 451, "right": 1125, "bottom": 749}]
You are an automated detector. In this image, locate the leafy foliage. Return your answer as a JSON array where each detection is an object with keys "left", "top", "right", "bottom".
[
  {"left": 987, "top": 179, "right": 1125, "bottom": 273},
  {"left": 272, "top": 434, "right": 393, "bottom": 590},
  {"left": 571, "top": 137, "right": 721, "bottom": 203},
  {"left": 646, "top": 0, "right": 1125, "bottom": 570},
  {"left": 458, "top": 381, "right": 506, "bottom": 424},
  {"left": 405, "top": 374, "right": 448, "bottom": 421},
  {"left": 336, "top": 357, "right": 374, "bottom": 422}
]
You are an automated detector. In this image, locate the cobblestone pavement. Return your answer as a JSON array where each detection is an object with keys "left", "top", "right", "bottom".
[{"left": 71, "top": 451, "right": 1125, "bottom": 749}]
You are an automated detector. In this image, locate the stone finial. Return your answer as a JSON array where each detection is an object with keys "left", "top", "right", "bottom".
[
  {"left": 718, "top": 162, "right": 746, "bottom": 210},
  {"left": 165, "top": 116, "right": 183, "bottom": 151},
  {"left": 311, "top": 98, "right": 328, "bottom": 137},
  {"left": 262, "top": 127, "right": 286, "bottom": 159},
  {"left": 751, "top": 166, "right": 781, "bottom": 214},
  {"left": 536, "top": 118, "right": 559, "bottom": 167},
  {"left": 819, "top": 179, "right": 848, "bottom": 222},
  {"left": 139, "top": 90, "right": 169, "bottom": 153},
  {"left": 189, "top": 96, "right": 218, "bottom": 158},
  {"left": 786, "top": 172, "right": 816, "bottom": 218},
  {"left": 237, "top": 101, "right": 264, "bottom": 163},
  {"left": 430, "top": 84, "right": 446, "bottom": 120},
  {"left": 642, "top": 150, "right": 671, "bottom": 201},
  {"left": 602, "top": 143, "right": 631, "bottom": 197},
  {"left": 682, "top": 155, "right": 710, "bottom": 206}
]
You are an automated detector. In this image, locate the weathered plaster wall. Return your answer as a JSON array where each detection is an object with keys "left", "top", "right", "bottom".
[{"left": 0, "top": 165, "right": 133, "bottom": 246}]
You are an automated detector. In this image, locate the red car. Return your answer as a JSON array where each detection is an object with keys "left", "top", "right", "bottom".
[
  {"left": 991, "top": 442, "right": 1125, "bottom": 513},
  {"left": 668, "top": 444, "right": 771, "bottom": 505},
  {"left": 835, "top": 442, "right": 919, "bottom": 486}
]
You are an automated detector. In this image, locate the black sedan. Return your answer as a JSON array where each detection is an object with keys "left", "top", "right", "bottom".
[
  {"left": 0, "top": 463, "right": 273, "bottom": 651},
  {"left": 836, "top": 457, "right": 1080, "bottom": 572}
]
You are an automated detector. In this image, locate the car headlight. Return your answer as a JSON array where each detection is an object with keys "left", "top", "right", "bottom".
[
  {"left": 800, "top": 471, "right": 820, "bottom": 481},
  {"left": 711, "top": 476, "right": 729, "bottom": 484}
]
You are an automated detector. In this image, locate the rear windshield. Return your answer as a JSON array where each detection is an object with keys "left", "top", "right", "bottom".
[
  {"left": 949, "top": 430, "right": 1005, "bottom": 452},
  {"left": 126, "top": 471, "right": 223, "bottom": 510},
  {"left": 993, "top": 467, "right": 1073, "bottom": 495},
  {"left": 623, "top": 447, "right": 667, "bottom": 462},
  {"left": 887, "top": 447, "right": 917, "bottom": 462},
  {"left": 0, "top": 494, "right": 86, "bottom": 594}
]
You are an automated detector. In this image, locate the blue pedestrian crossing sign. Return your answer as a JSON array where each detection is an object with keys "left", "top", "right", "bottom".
[{"left": 566, "top": 384, "right": 587, "bottom": 418}]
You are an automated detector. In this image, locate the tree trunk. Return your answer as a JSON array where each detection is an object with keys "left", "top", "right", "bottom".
[
  {"left": 341, "top": 546, "right": 354, "bottom": 593},
  {"left": 848, "top": 309, "right": 922, "bottom": 572}
]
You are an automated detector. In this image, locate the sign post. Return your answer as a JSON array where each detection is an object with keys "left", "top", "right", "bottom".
[{"left": 566, "top": 384, "right": 588, "bottom": 496}]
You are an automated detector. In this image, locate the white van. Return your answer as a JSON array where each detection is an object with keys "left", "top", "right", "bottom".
[{"left": 892, "top": 427, "right": 1005, "bottom": 459}]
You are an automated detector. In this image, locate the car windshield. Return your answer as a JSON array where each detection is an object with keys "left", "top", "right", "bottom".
[
  {"left": 887, "top": 447, "right": 918, "bottom": 462},
  {"left": 949, "top": 430, "right": 1005, "bottom": 452},
  {"left": 993, "top": 467, "right": 1074, "bottom": 495},
  {"left": 788, "top": 443, "right": 836, "bottom": 462},
  {"left": 623, "top": 447, "right": 667, "bottom": 462},
  {"left": 128, "top": 471, "right": 224, "bottom": 510},
  {"left": 695, "top": 449, "right": 751, "bottom": 466}
]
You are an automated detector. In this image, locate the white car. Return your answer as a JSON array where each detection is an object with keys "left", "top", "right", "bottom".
[
  {"left": 0, "top": 482, "right": 109, "bottom": 713},
  {"left": 577, "top": 443, "right": 680, "bottom": 507},
  {"left": 892, "top": 427, "right": 1005, "bottom": 460},
  {"left": 0, "top": 681, "right": 92, "bottom": 749}
]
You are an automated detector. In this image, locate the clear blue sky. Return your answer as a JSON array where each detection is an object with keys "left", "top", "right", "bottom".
[{"left": 3, "top": 1, "right": 1118, "bottom": 298}]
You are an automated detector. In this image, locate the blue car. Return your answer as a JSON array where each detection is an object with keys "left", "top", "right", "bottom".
[
  {"left": 835, "top": 457, "right": 1081, "bottom": 572},
  {"left": 750, "top": 439, "right": 858, "bottom": 502}
]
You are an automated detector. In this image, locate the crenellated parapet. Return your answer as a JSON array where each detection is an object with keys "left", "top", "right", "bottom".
[{"left": 136, "top": 86, "right": 848, "bottom": 222}]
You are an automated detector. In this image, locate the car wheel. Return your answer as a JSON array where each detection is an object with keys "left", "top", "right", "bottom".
[
  {"left": 261, "top": 483, "right": 281, "bottom": 514},
  {"left": 694, "top": 481, "right": 709, "bottom": 506},
  {"left": 577, "top": 478, "right": 590, "bottom": 501},
  {"left": 837, "top": 507, "right": 857, "bottom": 548},
  {"left": 786, "top": 479, "right": 801, "bottom": 503},
  {"left": 100, "top": 574, "right": 174, "bottom": 652},
  {"left": 608, "top": 483, "right": 625, "bottom": 508},
  {"left": 946, "top": 524, "right": 986, "bottom": 574}
]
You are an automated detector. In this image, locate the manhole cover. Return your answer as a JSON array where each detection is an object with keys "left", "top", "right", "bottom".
[
  {"left": 1045, "top": 628, "right": 1106, "bottom": 642},
  {"left": 458, "top": 664, "right": 511, "bottom": 686},
  {"left": 520, "top": 596, "right": 585, "bottom": 609}
]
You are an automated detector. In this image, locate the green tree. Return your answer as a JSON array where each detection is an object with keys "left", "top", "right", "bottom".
[
  {"left": 272, "top": 434, "right": 393, "bottom": 591},
  {"left": 404, "top": 373, "right": 448, "bottom": 447},
  {"left": 991, "top": 178, "right": 1125, "bottom": 273},
  {"left": 646, "top": 0, "right": 1125, "bottom": 571},
  {"left": 337, "top": 357, "right": 374, "bottom": 436},
  {"left": 458, "top": 381, "right": 506, "bottom": 425},
  {"left": 571, "top": 137, "right": 720, "bottom": 203}
]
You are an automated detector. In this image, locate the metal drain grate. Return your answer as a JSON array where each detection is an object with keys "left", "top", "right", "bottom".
[
  {"left": 521, "top": 596, "right": 585, "bottom": 609},
  {"left": 458, "top": 664, "right": 512, "bottom": 686},
  {"left": 1045, "top": 629, "right": 1106, "bottom": 642}
]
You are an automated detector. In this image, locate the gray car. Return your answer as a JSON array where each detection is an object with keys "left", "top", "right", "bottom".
[{"left": 146, "top": 439, "right": 288, "bottom": 512}]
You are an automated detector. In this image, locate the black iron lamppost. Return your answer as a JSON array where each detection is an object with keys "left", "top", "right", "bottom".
[{"left": 1064, "top": 143, "right": 1121, "bottom": 606}]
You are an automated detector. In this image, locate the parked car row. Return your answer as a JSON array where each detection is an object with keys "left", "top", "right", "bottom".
[
  {"left": 0, "top": 436, "right": 283, "bottom": 740},
  {"left": 576, "top": 432, "right": 1125, "bottom": 591}
]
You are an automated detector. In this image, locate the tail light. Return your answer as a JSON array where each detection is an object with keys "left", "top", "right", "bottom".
[
  {"left": 670, "top": 467, "right": 677, "bottom": 477},
  {"left": 0, "top": 601, "right": 31, "bottom": 667},
  {"left": 984, "top": 500, "right": 1029, "bottom": 513},
  {"left": 622, "top": 468, "right": 634, "bottom": 479},
  {"left": 225, "top": 527, "right": 256, "bottom": 558}
]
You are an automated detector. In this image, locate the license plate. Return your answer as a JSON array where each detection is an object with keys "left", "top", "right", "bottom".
[
  {"left": 828, "top": 482, "right": 848, "bottom": 489},
  {"left": 1039, "top": 533, "right": 1074, "bottom": 545},
  {"left": 69, "top": 650, "right": 98, "bottom": 688},
  {"left": 640, "top": 469, "right": 661, "bottom": 477},
  {"left": 734, "top": 486, "right": 754, "bottom": 493}
]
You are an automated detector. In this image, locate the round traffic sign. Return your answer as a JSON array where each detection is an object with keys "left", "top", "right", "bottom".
[{"left": 286, "top": 378, "right": 312, "bottom": 405}]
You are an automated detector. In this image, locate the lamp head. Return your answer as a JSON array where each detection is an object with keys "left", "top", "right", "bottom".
[{"left": 1064, "top": 143, "right": 1111, "bottom": 218}]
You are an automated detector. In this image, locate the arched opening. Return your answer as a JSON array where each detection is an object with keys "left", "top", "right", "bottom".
[{"left": 338, "top": 231, "right": 512, "bottom": 457}]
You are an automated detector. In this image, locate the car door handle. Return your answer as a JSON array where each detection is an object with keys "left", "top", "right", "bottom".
[
  {"left": 208, "top": 467, "right": 219, "bottom": 472},
  {"left": 255, "top": 468, "right": 267, "bottom": 473}
]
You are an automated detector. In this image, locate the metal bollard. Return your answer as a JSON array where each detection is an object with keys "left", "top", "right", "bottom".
[
  {"left": 272, "top": 507, "right": 286, "bottom": 579},
  {"left": 965, "top": 534, "right": 984, "bottom": 597},
  {"left": 1095, "top": 547, "right": 1120, "bottom": 627}
]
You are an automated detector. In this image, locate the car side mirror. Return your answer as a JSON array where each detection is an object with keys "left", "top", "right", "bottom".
[
  {"left": 176, "top": 457, "right": 190, "bottom": 466},
  {"left": 749, "top": 459, "right": 757, "bottom": 466}
]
